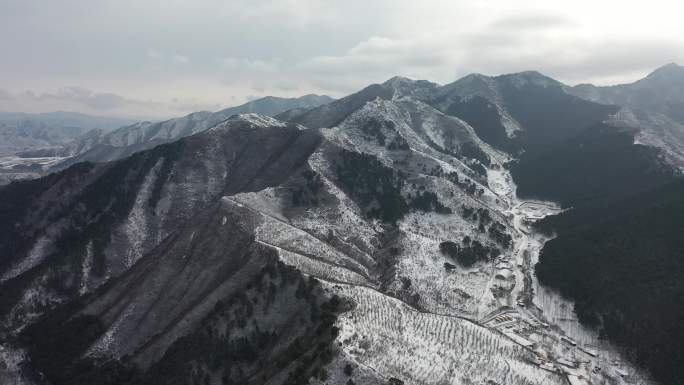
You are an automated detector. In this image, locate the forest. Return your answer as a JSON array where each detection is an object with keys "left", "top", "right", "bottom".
[
  {"left": 21, "top": 260, "right": 349, "bottom": 385},
  {"left": 511, "top": 120, "right": 683, "bottom": 384},
  {"left": 535, "top": 179, "right": 684, "bottom": 384}
]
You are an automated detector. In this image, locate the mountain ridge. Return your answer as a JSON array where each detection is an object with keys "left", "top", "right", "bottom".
[{"left": 3, "top": 65, "right": 684, "bottom": 385}]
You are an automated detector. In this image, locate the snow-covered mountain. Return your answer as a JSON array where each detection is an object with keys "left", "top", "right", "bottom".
[
  {"left": 52, "top": 94, "right": 333, "bottom": 170},
  {"left": 568, "top": 63, "right": 684, "bottom": 169},
  {"left": 0, "top": 111, "right": 132, "bottom": 154},
  {"left": 2, "top": 67, "right": 680, "bottom": 385},
  {"left": 0, "top": 112, "right": 134, "bottom": 185},
  {"left": 570, "top": 63, "right": 684, "bottom": 123},
  {"left": 286, "top": 70, "right": 615, "bottom": 158}
]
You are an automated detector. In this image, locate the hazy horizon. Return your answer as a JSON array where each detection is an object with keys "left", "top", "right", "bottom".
[{"left": 0, "top": 62, "right": 679, "bottom": 121}]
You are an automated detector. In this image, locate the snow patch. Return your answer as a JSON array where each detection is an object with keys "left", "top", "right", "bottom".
[
  {"left": 79, "top": 240, "right": 94, "bottom": 295},
  {"left": 1, "top": 235, "right": 52, "bottom": 283}
]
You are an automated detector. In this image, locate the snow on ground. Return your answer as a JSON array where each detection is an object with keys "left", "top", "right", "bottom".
[
  {"left": 487, "top": 168, "right": 514, "bottom": 200},
  {"left": 607, "top": 107, "right": 684, "bottom": 170},
  {"left": 0, "top": 154, "right": 67, "bottom": 184},
  {"left": 0, "top": 235, "right": 52, "bottom": 283},
  {"left": 3, "top": 284, "right": 64, "bottom": 334},
  {"left": 212, "top": 111, "right": 555, "bottom": 384},
  {"left": 0, "top": 344, "right": 32, "bottom": 385},
  {"left": 199, "top": 97, "right": 655, "bottom": 384},
  {"left": 119, "top": 159, "right": 163, "bottom": 268},
  {"left": 227, "top": 185, "right": 376, "bottom": 285},
  {"left": 252, "top": 213, "right": 374, "bottom": 283},
  {"left": 86, "top": 302, "right": 138, "bottom": 359},
  {"left": 267, "top": 245, "right": 369, "bottom": 286},
  {"left": 329, "top": 282, "right": 567, "bottom": 385},
  {"left": 79, "top": 240, "right": 94, "bottom": 295},
  {"left": 503, "top": 182, "right": 657, "bottom": 385},
  {"left": 209, "top": 113, "right": 288, "bottom": 131},
  {"left": 393, "top": 226, "right": 491, "bottom": 317},
  {"left": 501, "top": 112, "right": 523, "bottom": 138},
  {"left": 0, "top": 155, "right": 66, "bottom": 169}
]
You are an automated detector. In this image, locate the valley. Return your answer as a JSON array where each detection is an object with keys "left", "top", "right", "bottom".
[{"left": 480, "top": 167, "right": 655, "bottom": 385}]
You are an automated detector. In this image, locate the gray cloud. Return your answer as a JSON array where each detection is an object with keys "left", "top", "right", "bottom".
[
  {"left": 169, "top": 98, "right": 220, "bottom": 112},
  {"left": 23, "top": 88, "right": 161, "bottom": 111},
  {"left": 0, "top": 88, "right": 215, "bottom": 120},
  {"left": 1, "top": 0, "right": 682, "bottom": 118},
  {"left": 490, "top": 13, "right": 575, "bottom": 31},
  {"left": 0, "top": 89, "right": 13, "bottom": 101}
]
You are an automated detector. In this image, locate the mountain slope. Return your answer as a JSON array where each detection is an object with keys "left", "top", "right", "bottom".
[
  {"left": 0, "top": 115, "right": 322, "bottom": 333},
  {"left": 511, "top": 122, "right": 675, "bottom": 206},
  {"left": 0, "top": 93, "right": 573, "bottom": 385},
  {"left": 285, "top": 77, "right": 439, "bottom": 129},
  {"left": 21, "top": 199, "right": 348, "bottom": 385},
  {"left": 535, "top": 179, "right": 684, "bottom": 385},
  {"left": 570, "top": 63, "right": 684, "bottom": 123},
  {"left": 431, "top": 71, "right": 618, "bottom": 155},
  {"left": 3, "top": 68, "right": 680, "bottom": 385},
  {"left": 568, "top": 63, "right": 684, "bottom": 169}
]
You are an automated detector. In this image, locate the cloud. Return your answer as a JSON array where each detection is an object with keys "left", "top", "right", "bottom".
[
  {"left": 147, "top": 50, "right": 190, "bottom": 68},
  {"left": 23, "top": 88, "right": 160, "bottom": 111},
  {"left": 0, "top": 89, "right": 13, "bottom": 101},
  {"left": 292, "top": 29, "right": 684, "bottom": 93},
  {"left": 490, "top": 13, "right": 575, "bottom": 31},
  {"left": 169, "top": 97, "right": 218, "bottom": 112},
  {"left": 172, "top": 54, "right": 190, "bottom": 65},
  {"left": 220, "top": 57, "right": 281, "bottom": 73},
  {"left": 2, "top": 87, "right": 222, "bottom": 120},
  {"left": 147, "top": 50, "right": 164, "bottom": 60},
  {"left": 1, "top": 0, "right": 683, "bottom": 116}
]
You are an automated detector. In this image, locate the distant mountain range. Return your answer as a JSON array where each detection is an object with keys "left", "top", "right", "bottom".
[
  {"left": 570, "top": 63, "right": 684, "bottom": 124},
  {"left": 1, "top": 64, "right": 684, "bottom": 385},
  {"left": 0, "top": 111, "right": 135, "bottom": 155},
  {"left": 0, "top": 95, "right": 333, "bottom": 185},
  {"left": 47, "top": 94, "right": 333, "bottom": 170}
]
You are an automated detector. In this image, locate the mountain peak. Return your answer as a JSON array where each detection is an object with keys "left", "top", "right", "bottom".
[
  {"left": 646, "top": 62, "right": 684, "bottom": 79},
  {"left": 381, "top": 76, "right": 439, "bottom": 99},
  {"left": 496, "top": 70, "right": 562, "bottom": 88},
  {"left": 382, "top": 75, "right": 417, "bottom": 86}
]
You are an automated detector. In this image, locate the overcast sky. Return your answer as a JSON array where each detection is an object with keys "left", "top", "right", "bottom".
[{"left": 1, "top": 0, "right": 683, "bottom": 119}]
